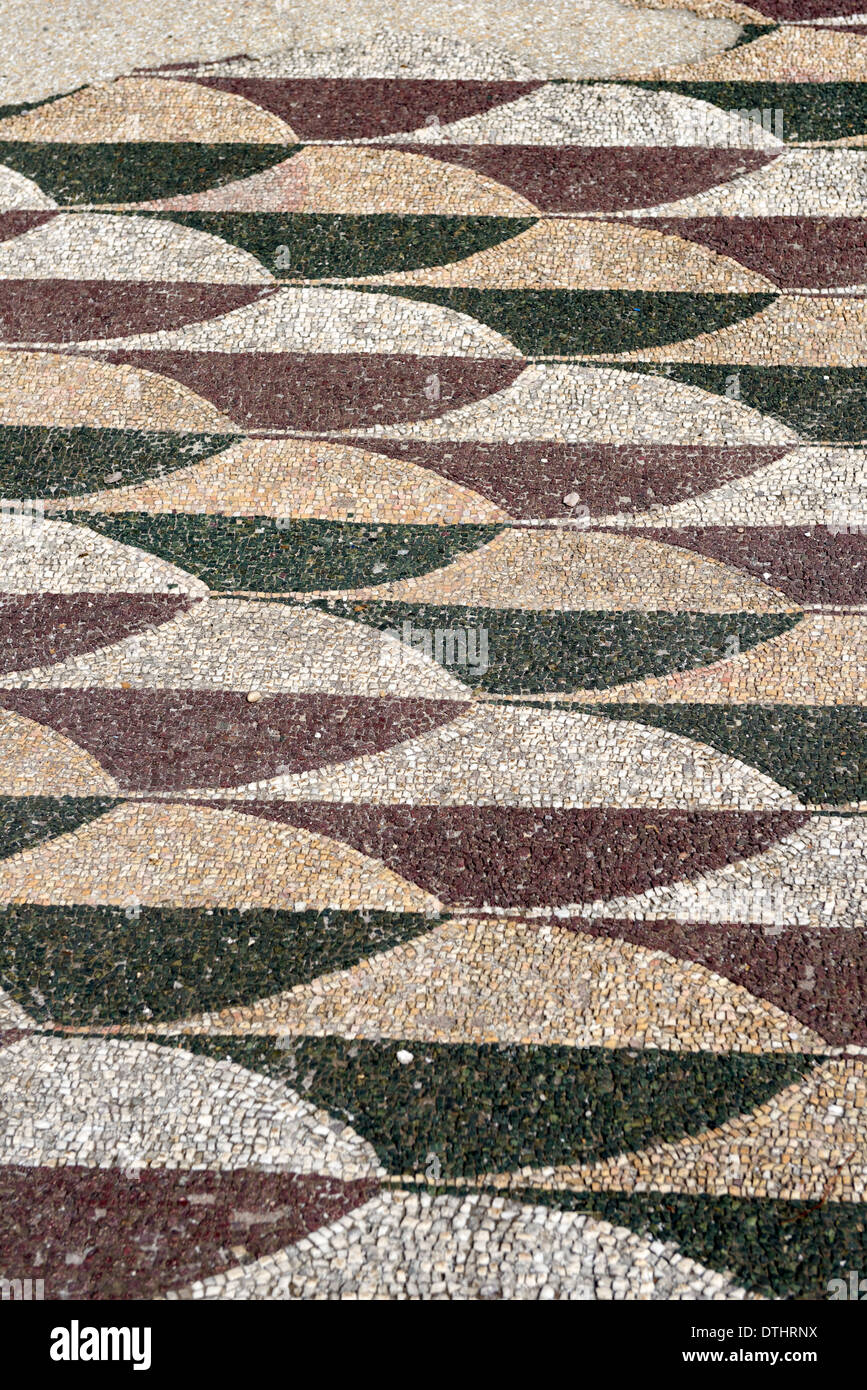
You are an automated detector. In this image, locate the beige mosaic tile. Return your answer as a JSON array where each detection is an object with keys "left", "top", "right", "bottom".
[
  {"left": 206, "top": 702, "right": 798, "bottom": 808},
  {"left": 0, "top": 351, "right": 236, "bottom": 430},
  {"left": 363, "top": 364, "right": 800, "bottom": 443},
  {"left": 0, "top": 801, "right": 442, "bottom": 912},
  {"left": 0, "top": 77, "right": 298, "bottom": 143},
  {"left": 333, "top": 527, "right": 796, "bottom": 611},
  {"left": 355, "top": 217, "right": 775, "bottom": 292},
  {"left": 0, "top": 708, "right": 119, "bottom": 795},
  {"left": 63, "top": 438, "right": 509, "bottom": 523},
  {"left": 0, "top": 213, "right": 273, "bottom": 283},
  {"left": 584, "top": 613, "right": 867, "bottom": 707},
  {"left": 2, "top": 598, "right": 469, "bottom": 696},
  {"left": 179, "top": 916, "right": 827, "bottom": 1052}
]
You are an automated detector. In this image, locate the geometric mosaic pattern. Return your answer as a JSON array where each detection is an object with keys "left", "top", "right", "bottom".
[{"left": 2, "top": 0, "right": 867, "bottom": 1300}]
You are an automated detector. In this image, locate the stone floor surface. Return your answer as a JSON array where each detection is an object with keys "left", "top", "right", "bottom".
[{"left": 0, "top": 0, "right": 866, "bottom": 1301}]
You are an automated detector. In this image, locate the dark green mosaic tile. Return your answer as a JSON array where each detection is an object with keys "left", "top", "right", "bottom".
[
  {"left": 0, "top": 87, "right": 88, "bottom": 122},
  {"left": 170, "top": 1035, "right": 814, "bottom": 1177},
  {"left": 0, "top": 142, "right": 298, "bottom": 203},
  {"left": 503, "top": 1188, "right": 867, "bottom": 1302},
  {"left": 364, "top": 288, "right": 776, "bottom": 357},
  {"left": 311, "top": 601, "right": 802, "bottom": 693},
  {"left": 0, "top": 427, "right": 237, "bottom": 499},
  {"left": 0, "top": 795, "right": 119, "bottom": 861},
  {"left": 3, "top": 37, "right": 865, "bottom": 1307},
  {"left": 132, "top": 212, "right": 536, "bottom": 278},
  {"left": 628, "top": 82, "right": 867, "bottom": 145},
  {"left": 48, "top": 515, "right": 504, "bottom": 591},
  {"left": 0, "top": 906, "right": 440, "bottom": 1025},
  {"left": 728, "top": 23, "right": 778, "bottom": 50}
]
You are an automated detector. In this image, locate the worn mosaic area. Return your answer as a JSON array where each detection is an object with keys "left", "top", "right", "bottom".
[{"left": 1, "top": 0, "right": 867, "bottom": 1302}]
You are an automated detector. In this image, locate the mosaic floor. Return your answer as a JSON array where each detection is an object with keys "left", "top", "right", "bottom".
[{"left": 1, "top": 0, "right": 867, "bottom": 1302}]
